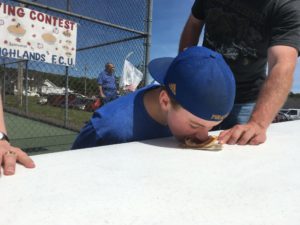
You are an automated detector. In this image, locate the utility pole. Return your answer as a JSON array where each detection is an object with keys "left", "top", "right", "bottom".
[{"left": 84, "top": 65, "right": 88, "bottom": 96}]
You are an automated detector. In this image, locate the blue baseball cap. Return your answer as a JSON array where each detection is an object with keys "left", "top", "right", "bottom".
[{"left": 148, "top": 46, "right": 236, "bottom": 121}]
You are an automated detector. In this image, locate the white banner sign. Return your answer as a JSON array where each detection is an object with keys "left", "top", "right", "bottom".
[{"left": 0, "top": 2, "right": 77, "bottom": 66}]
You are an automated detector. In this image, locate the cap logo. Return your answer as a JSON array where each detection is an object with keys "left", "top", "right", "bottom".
[
  {"left": 211, "top": 114, "right": 228, "bottom": 121},
  {"left": 168, "top": 83, "right": 176, "bottom": 95}
]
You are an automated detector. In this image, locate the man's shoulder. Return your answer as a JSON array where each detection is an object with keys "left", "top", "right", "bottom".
[{"left": 269, "top": 0, "right": 300, "bottom": 12}]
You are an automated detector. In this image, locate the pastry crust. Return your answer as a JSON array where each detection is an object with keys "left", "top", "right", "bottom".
[
  {"left": 42, "top": 33, "right": 56, "bottom": 44},
  {"left": 182, "top": 135, "right": 222, "bottom": 151}
]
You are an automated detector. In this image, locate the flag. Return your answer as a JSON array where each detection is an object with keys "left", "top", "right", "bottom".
[{"left": 119, "top": 59, "right": 143, "bottom": 92}]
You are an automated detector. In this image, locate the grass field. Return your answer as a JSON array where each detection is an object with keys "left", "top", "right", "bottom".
[
  {"left": 3, "top": 95, "right": 95, "bottom": 154},
  {"left": 2, "top": 94, "right": 99, "bottom": 154},
  {"left": 5, "top": 112, "right": 79, "bottom": 155},
  {"left": 4, "top": 95, "right": 93, "bottom": 130}
]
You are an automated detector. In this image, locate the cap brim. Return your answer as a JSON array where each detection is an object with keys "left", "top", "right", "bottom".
[{"left": 148, "top": 57, "right": 174, "bottom": 84}]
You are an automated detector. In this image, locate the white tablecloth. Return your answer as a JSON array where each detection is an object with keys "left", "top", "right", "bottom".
[{"left": 1, "top": 121, "right": 300, "bottom": 225}]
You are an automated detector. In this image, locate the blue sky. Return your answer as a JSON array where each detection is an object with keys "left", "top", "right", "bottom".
[{"left": 150, "top": 0, "right": 300, "bottom": 93}]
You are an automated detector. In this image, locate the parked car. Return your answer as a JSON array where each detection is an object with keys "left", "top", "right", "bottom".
[
  {"left": 20, "top": 90, "right": 40, "bottom": 97},
  {"left": 67, "top": 98, "right": 86, "bottom": 110},
  {"left": 273, "top": 112, "right": 290, "bottom": 123},
  {"left": 38, "top": 96, "right": 48, "bottom": 105},
  {"left": 84, "top": 98, "right": 101, "bottom": 112},
  {"left": 285, "top": 109, "right": 300, "bottom": 120},
  {"left": 280, "top": 109, "right": 289, "bottom": 114}
]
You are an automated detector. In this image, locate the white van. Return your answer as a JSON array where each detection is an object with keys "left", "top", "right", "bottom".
[{"left": 281, "top": 108, "right": 300, "bottom": 120}]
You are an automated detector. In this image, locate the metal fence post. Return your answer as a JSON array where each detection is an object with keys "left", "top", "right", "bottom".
[
  {"left": 64, "top": 66, "right": 69, "bottom": 127},
  {"left": 25, "top": 60, "right": 29, "bottom": 115},
  {"left": 84, "top": 65, "right": 88, "bottom": 96},
  {"left": 144, "top": 0, "right": 153, "bottom": 85},
  {"left": 2, "top": 60, "right": 6, "bottom": 105},
  {"left": 63, "top": 0, "right": 71, "bottom": 128},
  {"left": 17, "top": 61, "right": 24, "bottom": 108}
]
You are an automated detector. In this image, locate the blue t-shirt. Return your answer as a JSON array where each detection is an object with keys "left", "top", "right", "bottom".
[
  {"left": 72, "top": 85, "right": 172, "bottom": 149},
  {"left": 97, "top": 70, "right": 117, "bottom": 97}
]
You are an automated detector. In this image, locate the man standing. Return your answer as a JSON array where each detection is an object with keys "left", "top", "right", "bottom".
[
  {"left": 97, "top": 63, "right": 118, "bottom": 104},
  {"left": 179, "top": 0, "right": 300, "bottom": 145}
]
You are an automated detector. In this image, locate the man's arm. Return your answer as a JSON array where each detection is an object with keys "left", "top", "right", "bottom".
[
  {"left": 0, "top": 96, "right": 35, "bottom": 175},
  {"left": 98, "top": 85, "right": 106, "bottom": 98},
  {"left": 97, "top": 72, "right": 106, "bottom": 98},
  {"left": 251, "top": 46, "right": 298, "bottom": 131},
  {"left": 219, "top": 45, "right": 298, "bottom": 145},
  {"left": 179, "top": 14, "right": 204, "bottom": 52}
]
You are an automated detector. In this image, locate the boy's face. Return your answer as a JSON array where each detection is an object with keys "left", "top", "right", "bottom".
[{"left": 166, "top": 104, "right": 221, "bottom": 143}]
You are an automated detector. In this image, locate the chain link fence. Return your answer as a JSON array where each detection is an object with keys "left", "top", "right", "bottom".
[{"left": 0, "top": 0, "right": 152, "bottom": 153}]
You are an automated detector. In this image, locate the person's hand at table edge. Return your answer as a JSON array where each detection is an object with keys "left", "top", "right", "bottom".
[
  {"left": 218, "top": 121, "right": 267, "bottom": 145},
  {"left": 0, "top": 140, "right": 35, "bottom": 176}
]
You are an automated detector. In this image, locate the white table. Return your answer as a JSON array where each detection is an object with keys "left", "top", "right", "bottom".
[{"left": 1, "top": 121, "right": 300, "bottom": 225}]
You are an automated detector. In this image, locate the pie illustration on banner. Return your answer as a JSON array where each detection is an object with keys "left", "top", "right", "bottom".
[
  {"left": 42, "top": 33, "right": 57, "bottom": 44},
  {"left": 7, "top": 23, "right": 26, "bottom": 36},
  {"left": 63, "top": 30, "right": 71, "bottom": 37}
]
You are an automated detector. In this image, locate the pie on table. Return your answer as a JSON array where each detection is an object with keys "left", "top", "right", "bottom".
[{"left": 182, "top": 135, "right": 222, "bottom": 151}]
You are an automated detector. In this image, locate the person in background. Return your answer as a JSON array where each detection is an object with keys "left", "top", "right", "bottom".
[
  {"left": 72, "top": 46, "right": 235, "bottom": 149},
  {"left": 97, "top": 63, "right": 118, "bottom": 104},
  {"left": 179, "top": 0, "right": 300, "bottom": 145},
  {"left": 0, "top": 96, "right": 35, "bottom": 176}
]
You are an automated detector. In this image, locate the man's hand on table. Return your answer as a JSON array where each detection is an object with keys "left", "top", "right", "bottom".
[{"left": 218, "top": 121, "right": 267, "bottom": 145}]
